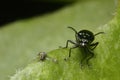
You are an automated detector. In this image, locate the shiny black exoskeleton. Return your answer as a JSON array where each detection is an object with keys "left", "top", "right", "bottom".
[{"left": 64, "top": 27, "right": 104, "bottom": 66}]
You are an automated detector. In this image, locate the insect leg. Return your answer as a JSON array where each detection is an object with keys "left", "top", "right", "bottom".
[
  {"left": 69, "top": 46, "right": 78, "bottom": 57},
  {"left": 65, "top": 40, "right": 76, "bottom": 48},
  {"left": 90, "top": 42, "right": 99, "bottom": 50},
  {"left": 81, "top": 52, "right": 87, "bottom": 66},
  {"left": 86, "top": 49, "right": 94, "bottom": 66},
  {"left": 80, "top": 47, "right": 89, "bottom": 66}
]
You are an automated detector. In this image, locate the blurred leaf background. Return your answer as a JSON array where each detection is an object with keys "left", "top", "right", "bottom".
[{"left": 0, "top": 0, "right": 116, "bottom": 80}]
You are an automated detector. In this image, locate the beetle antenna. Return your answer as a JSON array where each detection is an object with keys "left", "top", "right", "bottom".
[
  {"left": 94, "top": 32, "right": 104, "bottom": 36},
  {"left": 68, "top": 26, "right": 78, "bottom": 34}
]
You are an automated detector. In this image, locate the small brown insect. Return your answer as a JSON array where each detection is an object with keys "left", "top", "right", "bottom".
[{"left": 38, "top": 52, "right": 47, "bottom": 61}]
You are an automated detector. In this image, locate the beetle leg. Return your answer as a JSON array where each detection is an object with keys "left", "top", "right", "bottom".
[
  {"left": 65, "top": 40, "right": 76, "bottom": 48},
  {"left": 80, "top": 51, "right": 87, "bottom": 66},
  {"left": 68, "top": 46, "right": 78, "bottom": 57},
  {"left": 64, "top": 40, "right": 78, "bottom": 57},
  {"left": 90, "top": 42, "right": 99, "bottom": 50},
  {"left": 86, "top": 49, "right": 94, "bottom": 66}
]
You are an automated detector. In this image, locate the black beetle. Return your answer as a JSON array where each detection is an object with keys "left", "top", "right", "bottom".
[{"left": 64, "top": 27, "right": 104, "bottom": 66}]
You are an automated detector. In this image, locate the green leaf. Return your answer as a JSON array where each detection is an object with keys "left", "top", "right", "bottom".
[
  {"left": 11, "top": 1, "right": 120, "bottom": 80},
  {"left": 10, "top": 13, "right": 120, "bottom": 80},
  {"left": 0, "top": 0, "right": 117, "bottom": 80}
]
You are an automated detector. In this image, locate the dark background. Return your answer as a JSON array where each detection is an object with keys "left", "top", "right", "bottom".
[{"left": 0, "top": 1, "right": 70, "bottom": 27}]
